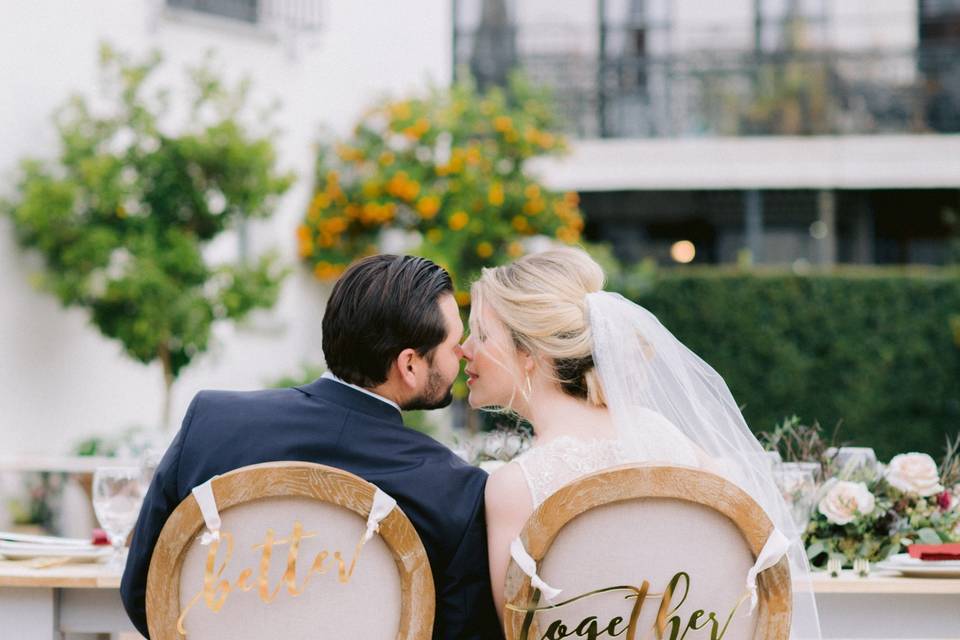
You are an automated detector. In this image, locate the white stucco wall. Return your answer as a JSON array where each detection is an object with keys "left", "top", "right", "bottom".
[{"left": 0, "top": 0, "right": 450, "bottom": 454}]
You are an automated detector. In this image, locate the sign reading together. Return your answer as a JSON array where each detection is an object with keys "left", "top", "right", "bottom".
[{"left": 508, "top": 572, "right": 752, "bottom": 640}]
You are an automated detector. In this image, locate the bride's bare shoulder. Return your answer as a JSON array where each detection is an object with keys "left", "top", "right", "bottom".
[{"left": 485, "top": 461, "right": 533, "bottom": 517}]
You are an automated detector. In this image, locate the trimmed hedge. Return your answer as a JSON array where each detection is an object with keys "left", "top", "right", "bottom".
[{"left": 615, "top": 268, "right": 960, "bottom": 460}]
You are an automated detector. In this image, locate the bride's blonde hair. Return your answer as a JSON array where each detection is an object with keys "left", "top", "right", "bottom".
[{"left": 471, "top": 247, "right": 607, "bottom": 407}]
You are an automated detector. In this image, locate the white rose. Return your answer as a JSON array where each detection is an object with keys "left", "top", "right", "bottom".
[
  {"left": 503, "top": 434, "right": 525, "bottom": 458},
  {"left": 483, "top": 432, "right": 507, "bottom": 459},
  {"left": 885, "top": 453, "right": 944, "bottom": 497},
  {"left": 818, "top": 480, "right": 876, "bottom": 525}
]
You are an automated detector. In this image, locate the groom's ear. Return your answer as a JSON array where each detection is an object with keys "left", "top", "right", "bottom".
[{"left": 395, "top": 347, "right": 422, "bottom": 390}]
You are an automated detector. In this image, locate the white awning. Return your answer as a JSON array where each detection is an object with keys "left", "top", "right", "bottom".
[{"left": 529, "top": 134, "right": 960, "bottom": 192}]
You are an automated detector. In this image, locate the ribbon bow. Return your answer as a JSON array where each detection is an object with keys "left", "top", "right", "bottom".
[{"left": 510, "top": 538, "right": 562, "bottom": 602}]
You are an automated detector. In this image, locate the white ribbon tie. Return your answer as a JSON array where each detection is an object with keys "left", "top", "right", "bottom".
[
  {"left": 510, "top": 537, "right": 562, "bottom": 602},
  {"left": 191, "top": 476, "right": 222, "bottom": 546},
  {"left": 363, "top": 488, "right": 397, "bottom": 543},
  {"left": 746, "top": 528, "right": 790, "bottom": 612}
]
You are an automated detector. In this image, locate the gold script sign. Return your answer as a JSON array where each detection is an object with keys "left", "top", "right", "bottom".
[
  {"left": 176, "top": 521, "right": 368, "bottom": 634},
  {"left": 507, "top": 572, "right": 750, "bottom": 640}
]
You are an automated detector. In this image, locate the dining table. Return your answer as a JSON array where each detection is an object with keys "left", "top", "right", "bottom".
[
  {"left": 810, "top": 569, "right": 960, "bottom": 639},
  {"left": 0, "top": 561, "right": 958, "bottom": 639},
  {"left": 0, "top": 558, "right": 138, "bottom": 639}
]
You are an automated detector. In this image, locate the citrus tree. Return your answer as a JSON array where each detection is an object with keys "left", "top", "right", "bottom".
[
  {"left": 3, "top": 45, "right": 294, "bottom": 429},
  {"left": 298, "top": 75, "right": 584, "bottom": 300}
]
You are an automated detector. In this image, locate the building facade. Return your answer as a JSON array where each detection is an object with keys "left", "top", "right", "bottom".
[
  {"left": 0, "top": 0, "right": 451, "bottom": 457},
  {"left": 455, "top": 0, "right": 960, "bottom": 266}
]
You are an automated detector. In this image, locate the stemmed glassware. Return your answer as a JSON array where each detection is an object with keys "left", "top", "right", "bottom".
[{"left": 92, "top": 466, "right": 145, "bottom": 567}]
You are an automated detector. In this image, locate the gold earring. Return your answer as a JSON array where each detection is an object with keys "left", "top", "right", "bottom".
[{"left": 521, "top": 374, "right": 533, "bottom": 401}]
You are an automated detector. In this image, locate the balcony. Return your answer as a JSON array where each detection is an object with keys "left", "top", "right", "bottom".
[{"left": 453, "top": 7, "right": 960, "bottom": 139}]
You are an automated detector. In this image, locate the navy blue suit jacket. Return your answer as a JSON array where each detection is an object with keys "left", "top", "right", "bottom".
[{"left": 120, "top": 377, "right": 502, "bottom": 639}]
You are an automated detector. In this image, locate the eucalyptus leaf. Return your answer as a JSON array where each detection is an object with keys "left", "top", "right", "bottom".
[{"left": 916, "top": 527, "right": 943, "bottom": 545}]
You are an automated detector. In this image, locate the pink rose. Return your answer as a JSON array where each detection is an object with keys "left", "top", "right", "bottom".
[{"left": 818, "top": 480, "right": 876, "bottom": 525}]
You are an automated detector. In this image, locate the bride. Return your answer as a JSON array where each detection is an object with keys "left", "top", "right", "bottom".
[{"left": 460, "top": 247, "right": 821, "bottom": 638}]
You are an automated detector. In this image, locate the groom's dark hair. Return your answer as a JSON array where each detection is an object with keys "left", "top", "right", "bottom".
[{"left": 322, "top": 254, "right": 455, "bottom": 388}]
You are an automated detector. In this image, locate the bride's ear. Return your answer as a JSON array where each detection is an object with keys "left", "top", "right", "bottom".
[{"left": 519, "top": 349, "right": 537, "bottom": 375}]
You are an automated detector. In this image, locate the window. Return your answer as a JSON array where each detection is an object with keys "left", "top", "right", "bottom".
[{"left": 167, "top": 0, "right": 259, "bottom": 24}]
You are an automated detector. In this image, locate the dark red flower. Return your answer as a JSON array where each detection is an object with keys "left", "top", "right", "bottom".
[
  {"left": 937, "top": 490, "right": 953, "bottom": 511},
  {"left": 91, "top": 528, "right": 110, "bottom": 546}
]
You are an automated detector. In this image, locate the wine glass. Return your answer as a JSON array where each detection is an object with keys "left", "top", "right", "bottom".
[
  {"left": 139, "top": 447, "right": 163, "bottom": 492},
  {"left": 92, "top": 466, "right": 145, "bottom": 566}
]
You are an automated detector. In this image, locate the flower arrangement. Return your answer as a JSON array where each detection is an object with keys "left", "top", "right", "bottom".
[
  {"left": 6, "top": 472, "right": 66, "bottom": 533},
  {"left": 762, "top": 417, "right": 960, "bottom": 568},
  {"left": 452, "top": 426, "right": 531, "bottom": 474},
  {"left": 298, "top": 75, "right": 584, "bottom": 294},
  {"left": 804, "top": 445, "right": 960, "bottom": 569}
]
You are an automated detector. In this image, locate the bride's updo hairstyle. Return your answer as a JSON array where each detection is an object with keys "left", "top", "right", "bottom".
[{"left": 471, "top": 247, "right": 607, "bottom": 407}]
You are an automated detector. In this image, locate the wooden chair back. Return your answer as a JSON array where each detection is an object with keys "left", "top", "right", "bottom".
[
  {"left": 146, "top": 461, "right": 434, "bottom": 639},
  {"left": 503, "top": 465, "right": 791, "bottom": 640}
]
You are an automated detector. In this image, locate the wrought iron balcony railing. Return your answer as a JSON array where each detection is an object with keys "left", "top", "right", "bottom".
[{"left": 455, "top": 31, "right": 960, "bottom": 138}]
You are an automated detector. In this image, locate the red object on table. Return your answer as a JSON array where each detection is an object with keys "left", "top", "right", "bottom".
[
  {"left": 907, "top": 543, "right": 960, "bottom": 561},
  {"left": 91, "top": 528, "right": 110, "bottom": 546}
]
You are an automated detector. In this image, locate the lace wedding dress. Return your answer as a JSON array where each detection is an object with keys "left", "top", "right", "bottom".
[
  {"left": 515, "top": 435, "right": 628, "bottom": 507},
  {"left": 513, "top": 408, "right": 702, "bottom": 507}
]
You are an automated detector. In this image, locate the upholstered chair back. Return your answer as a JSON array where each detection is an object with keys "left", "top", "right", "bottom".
[
  {"left": 503, "top": 465, "right": 791, "bottom": 640},
  {"left": 146, "top": 462, "right": 433, "bottom": 640}
]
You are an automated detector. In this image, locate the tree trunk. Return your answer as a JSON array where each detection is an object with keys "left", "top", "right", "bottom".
[{"left": 158, "top": 342, "right": 175, "bottom": 431}]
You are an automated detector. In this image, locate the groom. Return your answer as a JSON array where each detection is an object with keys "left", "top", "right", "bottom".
[{"left": 121, "top": 254, "right": 502, "bottom": 639}]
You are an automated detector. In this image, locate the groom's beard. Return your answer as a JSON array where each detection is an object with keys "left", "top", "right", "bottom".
[{"left": 402, "top": 366, "right": 454, "bottom": 411}]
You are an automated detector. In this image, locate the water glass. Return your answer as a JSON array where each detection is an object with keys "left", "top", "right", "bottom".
[
  {"left": 831, "top": 447, "right": 878, "bottom": 478},
  {"left": 764, "top": 450, "right": 783, "bottom": 471},
  {"left": 92, "top": 466, "right": 145, "bottom": 566},
  {"left": 772, "top": 461, "right": 821, "bottom": 533}
]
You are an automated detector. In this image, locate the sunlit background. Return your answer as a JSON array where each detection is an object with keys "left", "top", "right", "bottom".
[{"left": 1, "top": 0, "right": 958, "bottom": 540}]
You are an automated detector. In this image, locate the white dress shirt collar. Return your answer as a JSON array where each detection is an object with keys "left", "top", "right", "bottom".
[{"left": 321, "top": 371, "right": 401, "bottom": 413}]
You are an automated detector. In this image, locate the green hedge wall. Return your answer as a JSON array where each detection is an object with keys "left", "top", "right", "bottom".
[{"left": 616, "top": 268, "right": 960, "bottom": 461}]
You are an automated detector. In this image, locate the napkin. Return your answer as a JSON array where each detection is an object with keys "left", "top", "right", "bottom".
[{"left": 907, "top": 543, "right": 960, "bottom": 561}]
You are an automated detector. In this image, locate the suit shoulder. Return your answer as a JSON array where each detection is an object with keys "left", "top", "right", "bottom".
[
  {"left": 183, "top": 387, "right": 322, "bottom": 441},
  {"left": 193, "top": 387, "right": 298, "bottom": 407}
]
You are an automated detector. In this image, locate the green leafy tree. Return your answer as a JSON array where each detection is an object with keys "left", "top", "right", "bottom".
[
  {"left": 297, "top": 75, "right": 584, "bottom": 298},
  {"left": 3, "top": 45, "right": 294, "bottom": 428}
]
